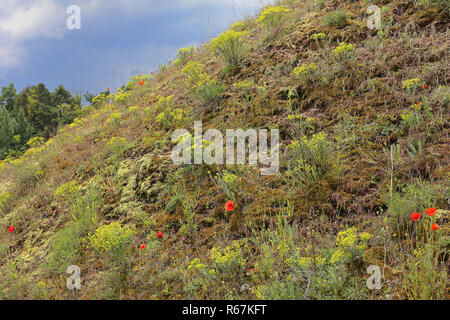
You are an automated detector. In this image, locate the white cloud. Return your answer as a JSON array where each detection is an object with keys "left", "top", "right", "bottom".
[
  {"left": 0, "top": 0, "right": 266, "bottom": 73},
  {"left": 0, "top": 0, "right": 66, "bottom": 70}
]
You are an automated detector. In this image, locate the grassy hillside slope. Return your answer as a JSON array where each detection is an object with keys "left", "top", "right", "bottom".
[{"left": 0, "top": 0, "right": 449, "bottom": 300}]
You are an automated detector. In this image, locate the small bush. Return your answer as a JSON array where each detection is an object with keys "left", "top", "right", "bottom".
[
  {"left": 45, "top": 223, "right": 83, "bottom": 273},
  {"left": 154, "top": 95, "right": 190, "bottom": 128},
  {"left": 329, "top": 227, "right": 371, "bottom": 265},
  {"left": 256, "top": 6, "right": 293, "bottom": 30},
  {"left": 210, "top": 240, "right": 246, "bottom": 275},
  {"left": 88, "top": 222, "right": 135, "bottom": 268},
  {"left": 286, "top": 132, "right": 341, "bottom": 187},
  {"left": 176, "top": 46, "right": 195, "bottom": 65},
  {"left": 182, "top": 61, "right": 226, "bottom": 104},
  {"left": 429, "top": 85, "right": 449, "bottom": 107},
  {"left": 414, "top": 0, "right": 448, "bottom": 9},
  {"left": 402, "top": 243, "right": 447, "bottom": 300},
  {"left": 54, "top": 181, "right": 100, "bottom": 233},
  {"left": 214, "top": 170, "right": 239, "bottom": 201},
  {"left": 210, "top": 30, "right": 248, "bottom": 67},
  {"left": 333, "top": 42, "right": 356, "bottom": 56},
  {"left": 402, "top": 78, "right": 422, "bottom": 92},
  {"left": 387, "top": 181, "right": 440, "bottom": 238},
  {"left": 323, "top": 10, "right": 348, "bottom": 28},
  {"left": 400, "top": 103, "right": 422, "bottom": 131},
  {"left": 0, "top": 192, "right": 12, "bottom": 215},
  {"left": 293, "top": 63, "right": 319, "bottom": 85}
]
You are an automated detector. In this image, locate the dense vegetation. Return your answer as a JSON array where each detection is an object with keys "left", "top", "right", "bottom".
[
  {"left": 0, "top": 83, "right": 83, "bottom": 159},
  {"left": 0, "top": 0, "right": 448, "bottom": 300}
]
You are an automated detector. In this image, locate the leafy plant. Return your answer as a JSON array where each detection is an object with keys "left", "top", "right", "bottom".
[
  {"left": 256, "top": 6, "right": 292, "bottom": 30},
  {"left": 176, "top": 46, "right": 196, "bottom": 65},
  {"left": 88, "top": 222, "right": 135, "bottom": 268},
  {"left": 182, "top": 61, "right": 226, "bottom": 105},
  {"left": 54, "top": 181, "right": 100, "bottom": 233},
  {"left": 286, "top": 132, "right": 341, "bottom": 187},
  {"left": 323, "top": 10, "right": 348, "bottom": 28},
  {"left": 45, "top": 222, "right": 83, "bottom": 273},
  {"left": 210, "top": 30, "right": 248, "bottom": 67}
]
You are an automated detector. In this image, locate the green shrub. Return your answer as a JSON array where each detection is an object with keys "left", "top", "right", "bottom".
[
  {"left": 250, "top": 214, "right": 369, "bottom": 300},
  {"left": 293, "top": 63, "right": 319, "bottom": 85},
  {"left": 323, "top": 10, "right": 348, "bottom": 28},
  {"left": 0, "top": 192, "right": 12, "bottom": 215},
  {"left": 430, "top": 85, "right": 450, "bottom": 107},
  {"left": 333, "top": 41, "right": 356, "bottom": 56},
  {"left": 210, "top": 240, "right": 246, "bottom": 275},
  {"left": 402, "top": 78, "right": 422, "bottom": 92},
  {"left": 402, "top": 243, "right": 447, "bottom": 300},
  {"left": 154, "top": 95, "right": 190, "bottom": 128},
  {"left": 286, "top": 132, "right": 341, "bottom": 187},
  {"left": 256, "top": 6, "right": 293, "bottom": 30},
  {"left": 387, "top": 181, "right": 440, "bottom": 238},
  {"left": 400, "top": 103, "right": 422, "bottom": 131},
  {"left": 107, "top": 136, "right": 130, "bottom": 157},
  {"left": 0, "top": 243, "right": 9, "bottom": 258},
  {"left": 178, "top": 196, "right": 197, "bottom": 237},
  {"left": 88, "top": 222, "right": 135, "bottom": 268},
  {"left": 54, "top": 181, "right": 100, "bottom": 233},
  {"left": 211, "top": 30, "right": 248, "bottom": 67},
  {"left": 182, "top": 61, "right": 226, "bottom": 104},
  {"left": 414, "top": 0, "right": 448, "bottom": 9},
  {"left": 176, "top": 46, "right": 196, "bottom": 65},
  {"left": 232, "top": 80, "right": 255, "bottom": 101},
  {"left": 214, "top": 170, "right": 239, "bottom": 201},
  {"left": 45, "top": 222, "right": 83, "bottom": 273},
  {"left": 329, "top": 227, "right": 371, "bottom": 265}
]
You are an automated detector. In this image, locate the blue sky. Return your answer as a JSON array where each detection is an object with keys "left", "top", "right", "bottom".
[{"left": 0, "top": 0, "right": 265, "bottom": 96}]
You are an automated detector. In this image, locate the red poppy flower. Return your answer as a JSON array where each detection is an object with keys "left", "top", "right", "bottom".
[
  {"left": 423, "top": 84, "right": 428, "bottom": 89},
  {"left": 138, "top": 80, "right": 144, "bottom": 86},
  {"left": 7, "top": 225, "right": 14, "bottom": 232},
  {"left": 140, "top": 243, "right": 146, "bottom": 249},
  {"left": 418, "top": 102, "right": 421, "bottom": 105},
  {"left": 156, "top": 232, "right": 163, "bottom": 239},
  {"left": 225, "top": 201, "right": 235, "bottom": 212},
  {"left": 107, "top": 88, "right": 110, "bottom": 91},
  {"left": 431, "top": 223, "right": 440, "bottom": 231},
  {"left": 425, "top": 208, "right": 436, "bottom": 216},
  {"left": 410, "top": 212, "right": 421, "bottom": 221}
]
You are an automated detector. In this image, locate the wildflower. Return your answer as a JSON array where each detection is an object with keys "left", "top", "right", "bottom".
[
  {"left": 256, "top": 6, "right": 292, "bottom": 24},
  {"left": 423, "top": 84, "right": 428, "bottom": 89},
  {"left": 157, "top": 232, "right": 163, "bottom": 239},
  {"left": 425, "top": 208, "right": 437, "bottom": 216},
  {"left": 431, "top": 223, "right": 440, "bottom": 231},
  {"left": 333, "top": 42, "right": 356, "bottom": 55},
  {"left": 140, "top": 243, "right": 146, "bottom": 249},
  {"left": 402, "top": 78, "right": 422, "bottom": 91},
  {"left": 411, "top": 212, "right": 421, "bottom": 221},
  {"left": 311, "top": 33, "right": 326, "bottom": 41},
  {"left": 225, "top": 201, "right": 235, "bottom": 212},
  {"left": 138, "top": 80, "right": 144, "bottom": 86},
  {"left": 107, "top": 88, "right": 110, "bottom": 91},
  {"left": 8, "top": 225, "right": 14, "bottom": 232}
]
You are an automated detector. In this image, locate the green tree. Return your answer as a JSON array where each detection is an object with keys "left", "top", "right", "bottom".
[
  {"left": 0, "top": 84, "right": 17, "bottom": 112},
  {"left": 0, "top": 108, "right": 18, "bottom": 157}
]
